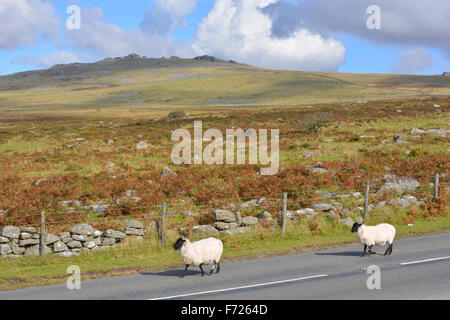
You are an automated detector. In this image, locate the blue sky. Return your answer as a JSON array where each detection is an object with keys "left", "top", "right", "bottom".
[{"left": 0, "top": 0, "right": 449, "bottom": 76}]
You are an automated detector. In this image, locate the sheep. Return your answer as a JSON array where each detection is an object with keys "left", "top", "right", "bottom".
[
  {"left": 173, "top": 237, "right": 223, "bottom": 278},
  {"left": 351, "top": 223, "right": 396, "bottom": 257}
]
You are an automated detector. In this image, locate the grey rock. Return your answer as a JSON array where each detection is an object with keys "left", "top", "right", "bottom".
[
  {"left": 125, "top": 228, "right": 145, "bottom": 236},
  {"left": 93, "top": 230, "right": 103, "bottom": 237},
  {"left": 307, "top": 168, "right": 328, "bottom": 174},
  {"left": 239, "top": 198, "right": 265, "bottom": 209},
  {"left": 160, "top": 166, "right": 177, "bottom": 179},
  {"left": 125, "top": 220, "right": 144, "bottom": 229},
  {"left": 62, "top": 237, "right": 73, "bottom": 244},
  {"left": 101, "top": 237, "right": 116, "bottom": 246},
  {"left": 340, "top": 217, "right": 354, "bottom": 227},
  {"left": 402, "top": 195, "right": 417, "bottom": 204},
  {"left": 235, "top": 211, "right": 242, "bottom": 226},
  {"left": 2, "top": 226, "right": 21, "bottom": 239},
  {"left": 375, "top": 201, "right": 387, "bottom": 210},
  {"left": 103, "top": 229, "right": 125, "bottom": 239},
  {"left": 181, "top": 210, "right": 197, "bottom": 217},
  {"left": 312, "top": 203, "right": 333, "bottom": 212},
  {"left": 294, "top": 208, "right": 318, "bottom": 218},
  {"left": 258, "top": 211, "right": 274, "bottom": 222},
  {"left": 20, "top": 232, "right": 33, "bottom": 240},
  {"left": 53, "top": 241, "right": 69, "bottom": 253},
  {"left": 45, "top": 233, "right": 60, "bottom": 245},
  {"left": 388, "top": 198, "right": 410, "bottom": 208},
  {"left": 0, "top": 236, "right": 9, "bottom": 244},
  {"left": 356, "top": 216, "right": 364, "bottom": 224},
  {"left": 215, "top": 209, "right": 237, "bottom": 223},
  {"left": 213, "top": 222, "right": 239, "bottom": 231},
  {"left": 57, "top": 251, "right": 74, "bottom": 257},
  {"left": 241, "top": 216, "right": 259, "bottom": 226},
  {"left": 58, "top": 232, "right": 71, "bottom": 240},
  {"left": 18, "top": 239, "right": 39, "bottom": 246},
  {"left": 0, "top": 244, "right": 12, "bottom": 255},
  {"left": 69, "top": 223, "right": 94, "bottom": 236},
  {"left": 219, "top": 227, "right": 252, "bottom": 236},
  {"left": 376, "top": 176, "right": 420, "bottom": 196},
  {"left": 24, "top": 245, "right": 52, "bottom": 256},
  {"left": 192, "top": 225, "right": 219, "bottom": 236},
  {"left": 84, "top": 241, "right": 97, "bottom": 249},
  {"left": 21, "top": 226, "right": 37, "bottom": 233},
  {"left": 72, "top": 234, "right": 90, "bottom": 242},
  {"left": 66, "top": 241, "right": 83, "bottom": 249},
  {"left": 136, "top": 141, "right": 148, "bottom": 150}
]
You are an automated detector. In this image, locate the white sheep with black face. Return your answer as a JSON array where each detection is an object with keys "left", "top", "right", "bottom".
[
  {"left": 351, "top": 223, "right": 396, "bottom": 256},
  {"left": 173, "top": 237, "right": 223, "bottom": 278}
]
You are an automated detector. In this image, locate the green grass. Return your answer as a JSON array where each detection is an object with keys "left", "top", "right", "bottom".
[{"left": 1, "top": 208, "right": 449, "bottom": 291}]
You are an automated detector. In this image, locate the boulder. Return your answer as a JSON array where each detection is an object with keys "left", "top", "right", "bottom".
[
  {"left": 213, "top": 222, "right": 239, "bottom": 231},
  {"left": 103, "top": 230, "right": 125, "bottom": 239},
  {"left": 160, "top": 166, "right": 177, "bottom": 179},
  {"left": 69, "top": 224, "right": 94, "bottom": 236},
  {"left": 66, "top": 240, "right": 83, "bottom": 249},
  {"left": 18, "top": 239, "right": 39, "bottom": 246},
  {"left": 24, "top": 245, "right": 52, "bottom": 256},
  {"left": 45, "top": 233, "right": 60, "bottom": 245},
  {"left": 219, "top": 227, "right": 252, "bottom": 236},
  {"left": 21, "top": 226, "right": 37, "bottom": 233},
  {"left": 100, "top": 237, "right": 116, "bottom": 246},
  {"left": 2, "top": 226, "right": 21, "bottom": 239},
  {"left": 191, "top": 225, "right": 219, "bottom": 236},
  {"left": 312, "top": 203, "right": 333, "bottom": 212},
  {"left": 136, "top": 141, "right": 148, "bottom": 150},
  {"left": 11, "top": 241, "right": 25, "bottom": 255},
  {"left": 0, "top": 244, "right": 12, "bottom": 255},
  {"left": 0, "top": 236, "right": 9, "bottom": 244},
  {"left": 258, "top": 211, "right": 274, "bottom": 222},
  {"left": 125, "top": 220, "right": 144, "bottom": 229},
  {"left": 376, "top": 176, "right": 420, "bottom": 196},
  {"left": 241, "top": 216, "right": 259, "bottom": 226},
  {"left": 214, "top": 209, "right": 236, "bottom": 223},
  {"left": 53, "top": 241, "right": 69, "bottom": 253},
  {"left": 72, "top": 235, "right": 90, "bottom": 242},
  {"left": 125, "top": 228, "right": 145, "bottom": 236}
]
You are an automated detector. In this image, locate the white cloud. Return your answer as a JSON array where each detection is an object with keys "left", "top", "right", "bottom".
[
  {"left": 0, "top": 0, "right": 59, "bottom": 50},
  {"left": 12, "top": 50, "right": 83, "bottom": 68},
  {"left": 390, "top": 48, "right": 434, "bottom": 74},
  {"left": 66, "top": 7, "right": 196, "bottom": 59},
  {"left": 193, "top": 0, "right": 346, "bottom": 71}
]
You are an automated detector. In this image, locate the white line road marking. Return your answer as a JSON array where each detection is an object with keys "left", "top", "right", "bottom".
[
  {"left": 400, "top": 256, "right": 450, "bottom": 266},
  {"left": 150, "top": 274, "right": 329, "bottom": 300}
]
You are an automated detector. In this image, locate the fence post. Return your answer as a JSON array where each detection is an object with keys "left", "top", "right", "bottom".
[
  {"left": 363, "top": 181, "right": 370, "bottom": 220},
  {"left": 434, "top": 173, "right": 439, "bottom": 202},
  {"left": 281, "top": 192, "right": 287, "bottom": 235},
  {"left": 39, "top": 212, "right": 46, "bottom": 257},
  {"left": 161, "top": 202, "right": 166, "bottom": 247}
]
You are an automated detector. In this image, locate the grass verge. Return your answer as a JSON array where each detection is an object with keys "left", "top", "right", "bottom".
[{"left": 1, "top": 208, "right": 449, "bottom": 291}]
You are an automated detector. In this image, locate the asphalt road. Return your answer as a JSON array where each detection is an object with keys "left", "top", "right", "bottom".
[{"left": 1, "top": 232, "right": 450, "bottom": 300}]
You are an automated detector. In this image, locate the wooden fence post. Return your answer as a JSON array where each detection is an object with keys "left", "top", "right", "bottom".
[
  {"left": 281, "top": 192, "right": 287, "bottom": 235},
  {"left": 434, "top": 173, "right": 439, "bottom": 202},
  {"left": 363, "top": 181, "right": 370, "bottom": 220},
  {"left": 39, "top": 212, "right": 46, "bottom": 257},
  {"left": 161, "top": 202, "right": 166, "bottom": 247}
]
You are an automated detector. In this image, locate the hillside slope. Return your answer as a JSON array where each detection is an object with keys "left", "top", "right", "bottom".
[{"left": 0, "top": 54, "right": 449, "bottom": 118}]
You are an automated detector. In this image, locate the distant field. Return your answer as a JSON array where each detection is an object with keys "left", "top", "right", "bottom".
[{"left": 0, "top": 57, "right": 449, "bottom": 118}]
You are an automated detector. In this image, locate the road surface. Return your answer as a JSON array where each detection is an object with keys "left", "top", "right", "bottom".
[{"left": 1, "top": 232, "right": 449, "bottom": 300}]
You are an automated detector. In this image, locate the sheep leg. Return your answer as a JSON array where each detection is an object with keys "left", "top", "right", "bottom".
[
  {"left": 199, "top": 264, "right": 206, "bottom": 276},
  {"left": 216, "top": 262, "right": 220, "bottom": 274},
  {"left": 385, "top": 243, "right": 393, "bottom": 256},
  {"left": 180, "top": 264, "right": 189, "bottom": 278},
  {"left": 368, "top": 245, "right": 376, "bottom": 255},
  {"left": 209, "top": 263, "right": 216, "bottom": 275},
  {"left": 361, "top": 244, "right": 368, "bottom": 257}
]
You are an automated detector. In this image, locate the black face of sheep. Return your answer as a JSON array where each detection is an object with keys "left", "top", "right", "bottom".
[
  {"left": 351, "top": 223, "right": 362, "bottom": 233},
  {"left": 173, "top": 238, "right": 186, "bottom": 251}
]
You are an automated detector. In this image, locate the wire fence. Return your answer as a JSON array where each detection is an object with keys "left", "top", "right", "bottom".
[{"left": 0, "top": 172, "right": 448, "bottom": 257}]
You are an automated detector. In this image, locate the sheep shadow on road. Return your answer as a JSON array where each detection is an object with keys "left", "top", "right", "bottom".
[
  {"left": 315, "top": 251, "right": 363, "bottom": 257},
  {"left": 142, "top": 269, "right": 203, "bottom": 277}
]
